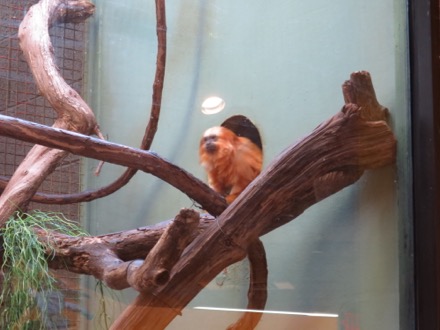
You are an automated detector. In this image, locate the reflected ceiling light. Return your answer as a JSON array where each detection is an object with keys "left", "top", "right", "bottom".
[
  {"left": 193, "top": 307, "right": 338, "bottom": 318},
  {"left": 201, "top": 96, "right": 225, "bottom": 115}
]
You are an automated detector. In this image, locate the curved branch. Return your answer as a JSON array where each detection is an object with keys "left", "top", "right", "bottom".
[
  {"left": 20, "top": 0, "right": 98, "bottom": 134},
  {"left": 27, "top": 102, "right": 395, "bottom": 329},
  {"left": 72, "top": 0, "right": 167, "bottom": 197},
  {"left": 0, "top": 0, "right": 168, "bottom": 205},
  {"left": 35, "top": 79, "right": 392, "bottom": 328},
  {"left": 0, "top": 114, "right": 227, "bottom": 216},
  {"left": 109, "top": 73, "right": 396, "bottom": 329},
  {"left": 227, "top": 239, "right": 268, "bottom": 330},
  {"left": 142, "top": 0, "right": 167, "bottom": 150},
  {"left": 0, "top": 0, "right": 166, "bottom": 206},
  {"left": 0, "top": 0, "right": 99, "bottom": 225}
]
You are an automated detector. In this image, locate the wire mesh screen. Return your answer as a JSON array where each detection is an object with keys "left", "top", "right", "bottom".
[
  {"left": 0, "top": 0, "right": 84, "bottom": 220},
  {"left": 0, "top": 1, "right": 89, "bottom": 328}
]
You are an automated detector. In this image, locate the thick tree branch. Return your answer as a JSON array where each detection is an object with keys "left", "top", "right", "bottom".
[
  {"left": 0, "top": 70, "right": 396, "bottom": 329},
  {"left": 127, "top": 209, "right": 199, "bottom": 292},
  {"left": 36, "top": 208, "right": 201, "bottom": 291},
  {"left": 0, "top": 114, "right": 226, "bottom": 216},
  {"left": 0, "top": 67, "right": 396, "bottom": 329},
  {"left": 109, "top": 73, "right": 396, "bottom": 329},
  {"left": 0, "top": 0, "right": 396, "bottom": 328},
  {"left": 36, "top": 214, "right": 211, "bottom": 273}
]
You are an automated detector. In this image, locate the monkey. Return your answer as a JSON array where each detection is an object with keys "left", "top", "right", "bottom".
[{"left": 199, "top": 126, "right": 263, "bottom": 204}]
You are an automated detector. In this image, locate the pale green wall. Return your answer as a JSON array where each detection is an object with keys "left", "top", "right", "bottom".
[{"left": 82, "top": 1, "right": 410, "bottom": 329}]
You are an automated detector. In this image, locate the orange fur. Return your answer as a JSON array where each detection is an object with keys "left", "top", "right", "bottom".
[{"left": 199, "top": 126, "right": 262, "bottom": 203}]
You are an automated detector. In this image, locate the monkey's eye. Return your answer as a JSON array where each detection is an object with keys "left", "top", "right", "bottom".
[{"left": 203, "top": 135, "right": 218, "bottom": 143}]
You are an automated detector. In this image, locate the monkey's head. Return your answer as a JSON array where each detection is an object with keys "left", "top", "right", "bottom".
[{"left": 199, "top": 126, "right": 237, "bottom": 159}]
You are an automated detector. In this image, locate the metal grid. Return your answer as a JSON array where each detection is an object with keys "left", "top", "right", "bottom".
[
  {"left": 0, "top": 1, "right": 89, "bottom": 328},
  {"left": 0, "top": 0, "right": 84, "bottom": 220}
]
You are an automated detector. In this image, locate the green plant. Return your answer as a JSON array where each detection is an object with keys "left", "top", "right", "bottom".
[{"left": 0, "top": 211, "right": 87, "bottom": 329}]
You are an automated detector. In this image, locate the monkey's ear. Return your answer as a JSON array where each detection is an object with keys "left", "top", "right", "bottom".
[{"left": 221, "top": 115, "right": 263, "bottom": 151}]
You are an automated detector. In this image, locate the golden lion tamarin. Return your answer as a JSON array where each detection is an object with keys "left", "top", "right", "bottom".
[{"left": 199, "top": 126, "right": 263, "bottom": 203}]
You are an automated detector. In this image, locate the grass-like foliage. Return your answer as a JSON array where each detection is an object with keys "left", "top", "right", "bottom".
[{"left": 0, "top": 211, "right": 87, "bottom": 329}]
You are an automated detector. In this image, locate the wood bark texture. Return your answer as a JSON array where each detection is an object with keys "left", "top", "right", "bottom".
[
  {"left": 0, "top": 71, "right": 396, "bottom": 329},
  {"left": 0, "top": 114, "right": 227, "bottom": 216},
  {"left": 0, "top": 0, "right": 101, "bottom": 225},
  {"left": 13, "top": 71, "right": 394, "bottom": 329},
  {"left": 109, "top": 82, "right": 395, "bottom": 329},
  {"left": 0, "top": 0, "right": 397, "bottom": 328}
]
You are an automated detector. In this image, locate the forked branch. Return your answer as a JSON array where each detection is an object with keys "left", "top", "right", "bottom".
[
  {"left": 0, "top": 0, "right": 396, "bottom": 328},
  {"left": 0, "top": 70, "right": 396, "bottom": 329},
  {"left": 110, "top": 93, "right": 396, "bottom": 329}
]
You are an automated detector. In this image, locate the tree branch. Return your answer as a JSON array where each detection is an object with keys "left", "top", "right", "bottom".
[
  {"left": 127, "top": 209, "right": 200, "bottom": 292},
  {"left": 0, "top": 114, "right": 227, "bottom": 216},
  {"left": 0, "top": 0, "right": 100, "bottom": 225},
  {"left": 109, "top": 73, "right": 396, "bottom": 329},
  {"left": 0, "top": 70, "right": 396, "bottom": 329},
  {"left": 227, "top": 239, "right": 268, "bottom": 330},
  {"left": 0, "top": 0, "right": 396, "bottom": 328},
  {"left": 0, "top": 0, "right": 167, "bottom": 205}
]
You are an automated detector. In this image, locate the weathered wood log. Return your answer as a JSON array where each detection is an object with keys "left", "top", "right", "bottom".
[
  {"left": 34, "top": 209, "right": 200, "bottom": 291},
  {"left": 35, "top": 214, "right": 206, "bottom": 276},
  {"left": 0, "top": 0, "right": 100, "bottom": 226},
  {"left": 38, "top": 218, "right": 179, "bottom": 271},
  {"left": 109, "top": 99, "right": 396, "bottom": 328},
  {"left": 0, "top": 0, "right": 396, "bottom": 328},
  {"left": 0, "top": 70, "right": 396, "bottom": 329},
  {"left": 127, "top": 209, "right": 200, "bottom": 292}
]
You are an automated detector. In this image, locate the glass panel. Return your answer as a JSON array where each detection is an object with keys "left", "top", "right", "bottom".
[{"left": 80, "top": 0, "right": 411, "bottom": 329}]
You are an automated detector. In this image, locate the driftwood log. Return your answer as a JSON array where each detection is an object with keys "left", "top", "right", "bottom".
[
  {"left": 0, "top": 0, "right": 102, "bottom": 226},
  {"left": 0, "top": 0, "right": 397, "bottom": 329},
  {"left": 0, "top": 72, "right": 396, "bottom": 329},
  {"left": 108, "top": 85, "right": 396, "bottom": 330}
]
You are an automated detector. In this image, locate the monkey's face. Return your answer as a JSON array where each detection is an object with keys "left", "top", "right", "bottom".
[{"left": 199, "top": 126, "right": 237, "bottom": 157}]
